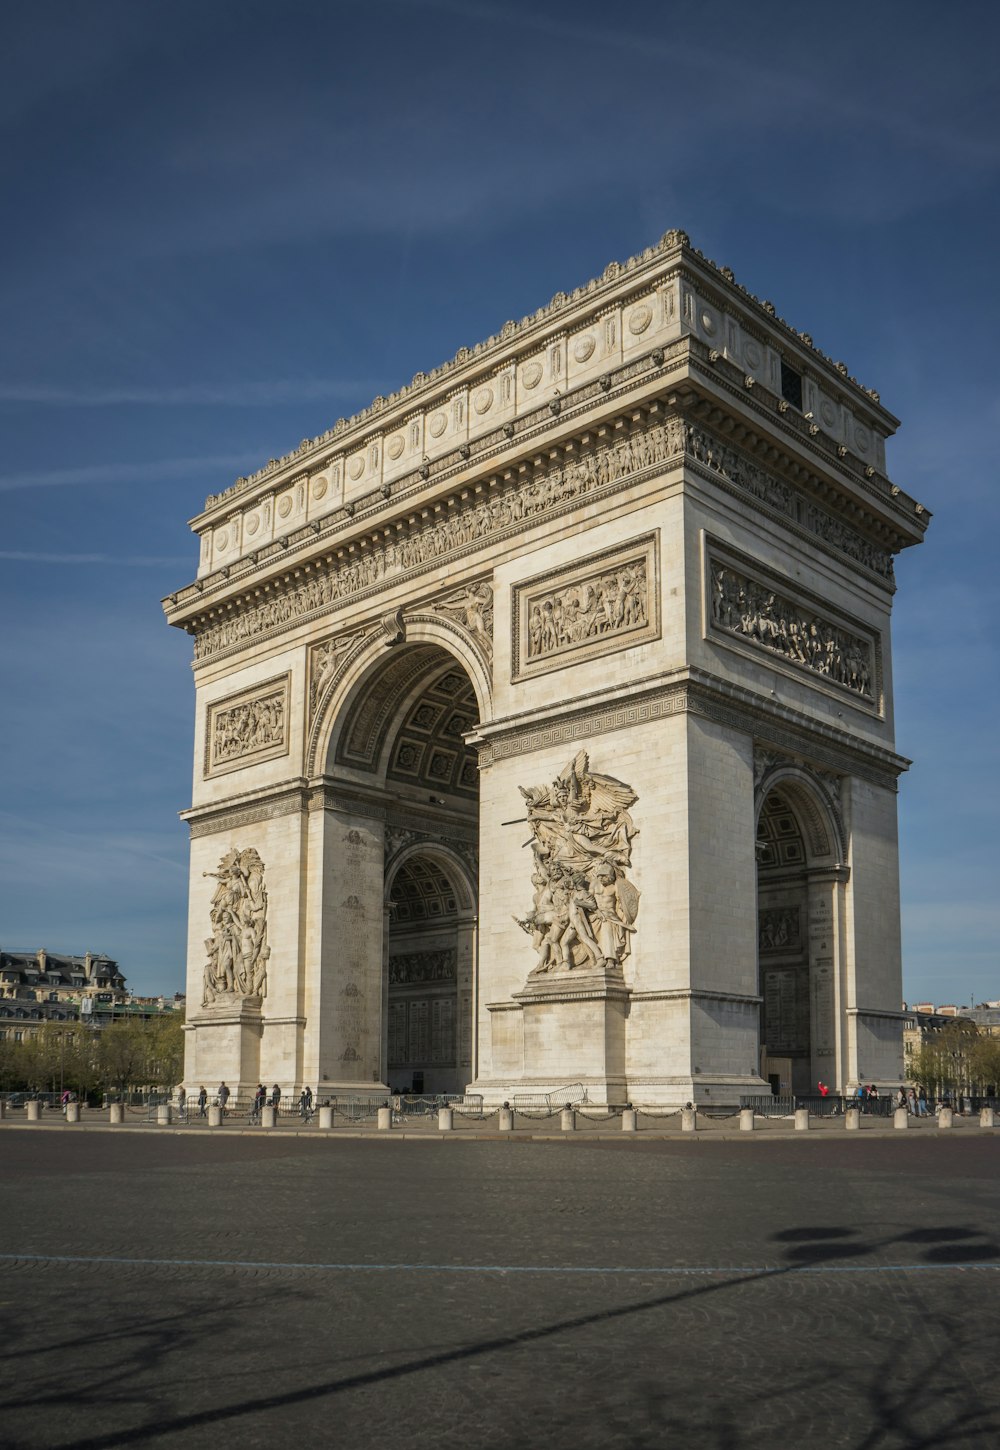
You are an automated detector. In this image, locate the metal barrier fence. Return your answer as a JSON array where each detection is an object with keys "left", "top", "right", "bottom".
[{"left": 512, "top": 1084, "right": 588, "bottom": 1110}]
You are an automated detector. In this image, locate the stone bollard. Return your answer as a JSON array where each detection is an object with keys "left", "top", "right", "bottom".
[
  {"left": 621, "top": 1108, "right": 637, "bottom": 1133},
  {"left": 208, "top": 1105, "right": 223, "bottom": 1127},
  {"left": 66, "top": 1102, "right": 80, "bottom": 1124},
  {"left": 438, "top": 1107, "right": 453, "bottom": 1131},
  {"left": 377, "top": 1106, "right": 393, "bottom": 1131},
  {"left": 894, "top": 1106, "right": 909, "bottom": 1130},
  {"left": 156, "top": 1104, "right": 172, "bottom": 1126},
  {"left": 261, "top": 1105, "right": 276, "bottom": 1129},
  {"left": 318, "top": 1105, "right": 334, "bottom": 1130},
  {"left": 980, "top": 1106, "right": 995, "bottom": 1128},
  {"left": 938, "top": 1107, "right": 954, "bottom": 1130},
  {"left": 561, "top": 1105, "right": 576, "bottom": 1132},
  {"left": 795, "top": 1108, "right": 810, "bottom": 1131},
  {"left": 27, "top": 1099, "right": 41, "bottom": 1122},
  {"left": 845, "top": 1108, "right": 861, "bottom": 1131},
  {"left": 499, "top": 1104, "right": 514, "bottom": 1132},
  {"left": 681, "top": 1106, "right": 697, "bottom": 1133},
  {"left": 739, "top": 1108, "right": 755, "bottom": 1132},
  {"left": 109, "top": 1103, "right": 124, "bottom": 1125}
]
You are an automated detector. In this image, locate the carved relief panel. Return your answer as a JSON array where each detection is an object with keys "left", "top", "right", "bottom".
[
  {"left": 205, "top": 675, "right": 290, "bottom": 777},
  {"left": 512, "top": 534, "right": 660, "bottom": 682},
  {"left": 705, "top": 540, "right": 881, "bottom": 711}
]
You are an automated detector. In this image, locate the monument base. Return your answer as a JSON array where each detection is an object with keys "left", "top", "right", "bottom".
[{"left": 184, "top": 996, "right": 262, "bottom": 1094}]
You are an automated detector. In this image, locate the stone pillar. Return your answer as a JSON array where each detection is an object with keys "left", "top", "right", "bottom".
[
  {"left": 261, "top": 1105, "right": 276, "bottom": 1128},
  {"left": 318, "top": 1104, "right": 334, "bottom": 1130},
  {"left": 560, "top": 1106, "right": 576, "bottom": 1132},
  {"left": 499, "top": 1105, "right": 514, "bottom": 1132},
  {"left": 794, "top": 1108, "right": 810, "bottom": 1131},
  {"left": 438, "top": 1107, "right": 454, "bottom": 1131},
  {"left": 27, "top": 1099, "right": 41, "bottom": 1122},
  {"left": 681, "top": 1106, "right": 697, "bottom": 1132},
  {"left": 208, "top": 1104, "right": 223, "bottom": 1127},
  {"left": 621, "top": 1108, "right": 637, "bottom": 1132},
  {"left": 377, "top": 1106, "right": 393, "bottom": 1131},
  {"left": 979, "top": 1106, "right": 995, "bottom": 1128},
  {"left": 156, "top": 1104, "right": 172, "bottom": 1126},
  {"left": 894, "top": 1106, "right": 908, "bottom": 1130},
  {"left": 938, "top": 1107, "right": 954, "bottom": 1130},
  {"left": 739, "top": 1107, "right": 754, "bottom": 1132},
  {"left": 845, "top": 1108, "right": 860, "bottom": 1131},
  {"left": 66, "top": 1102, "right": 80, "bottom": 1123},
  {"left": 109, "top": 1103, "right": 124, "bottom": 1125}
]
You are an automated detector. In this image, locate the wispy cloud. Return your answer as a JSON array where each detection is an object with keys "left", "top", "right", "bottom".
[
  {"left": 0, "top": 453, "right": 259, "bottom": 494},
  {"left": 0, "top": 551, "right": 191, "bottom": 566},
  {"left": 0, "top": 378, "right": 375, "bottom": 408}
]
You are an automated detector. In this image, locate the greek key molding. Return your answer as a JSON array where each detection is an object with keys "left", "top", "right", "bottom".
[
  {"left": 204, "top": 674, "right": 290, "bottom": 778},
  {"left": 476, "top": 675, "right": 904, "bottom": 791},
  {"left": 185, "top": 784, "right": 308, "bottom": 839},
  {"left": 512, "top": 533, "right": 659, "bottom": 681}
]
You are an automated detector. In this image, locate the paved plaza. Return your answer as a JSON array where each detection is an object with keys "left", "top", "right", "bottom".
[{"left": 1, "top": 1131, "right": 998, "bottom": 1449}]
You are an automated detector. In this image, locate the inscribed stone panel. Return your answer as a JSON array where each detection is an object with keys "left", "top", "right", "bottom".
[
  {"left": 511, "top": 533, "right": 660, "bottom": 682},
  {"left": 205, "top": 674, "right": 290, "bottom": 777}
]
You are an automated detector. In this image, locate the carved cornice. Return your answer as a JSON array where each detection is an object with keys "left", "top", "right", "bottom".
[
  {"left": 474, "top": 669, "right": 908, "bottom": 791},
  {"left": 183, "top": 781, "right": 309, "bottom": 839},
  {"left": 178, "top": 404, "right": 906, "bottom": 670},
  {"left": 192, "top": 230, "right": 892, "bottom": 522},
  {"left": 630, "top": 990, "right": 763, "bottom": 1005}
]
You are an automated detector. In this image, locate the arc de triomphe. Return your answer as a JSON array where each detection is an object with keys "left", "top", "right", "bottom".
[{"left": 164, "top": 230, "right": 928, "bottom": 1105}]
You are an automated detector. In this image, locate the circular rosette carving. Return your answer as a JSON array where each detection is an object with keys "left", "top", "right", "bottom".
[
  {"left": 311, "top": 476, "right": 327, "bottom": 500},
  {"left": 277, "top": 495, "right": 293, "bottom": 518},
  {"left": 573, "top": 334, "right": 596, "bottom": 363},
  {"left": 521, "top": 361, "right": 543, "bottom": 390},
  {"left": 348, "top": 456, "right": 365, "bottom": 480},
  {"left": 428, "top": 412, "right": 447, "bottom": 438},
  {"left": 628, "top": 303, "right": 653, "bottom": 335},
  {"left": 386, "top": 434, "right": 405, "bottom": 460},
  {"left": 473, "top": 387, "right": 493, "bottom": 415}
]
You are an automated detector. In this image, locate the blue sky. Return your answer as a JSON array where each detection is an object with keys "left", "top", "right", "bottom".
[{"left": 1, "top": 0, "right": 997, "bottom": 1003}]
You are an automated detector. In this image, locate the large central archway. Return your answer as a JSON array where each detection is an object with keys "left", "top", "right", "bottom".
[{"left": 305, "top": 632, "right": 483, "bottom": 1095}]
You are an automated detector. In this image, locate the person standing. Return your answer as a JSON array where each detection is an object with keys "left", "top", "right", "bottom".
[
  {"left": 270, "top": 1084, "right": 281, "bottom": 1113},
  {"left": 218, "top": 1081, "right": 230, "bottom": 1116},
  {"left": 197, "top": 1085, "right": 208, "bottom": 1117},
  {"left": 177, "top": 1086, "right": 187, "bottom": 1120}
]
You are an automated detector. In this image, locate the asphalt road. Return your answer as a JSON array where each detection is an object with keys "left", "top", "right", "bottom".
[{"left": 1, "top": 1133, "right": 998, "bottom": 1449}]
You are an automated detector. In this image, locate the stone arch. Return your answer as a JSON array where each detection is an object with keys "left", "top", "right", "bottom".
[
  {"left": 754, "top": 762, "right": 847, "bottom": 868},
  {"left": 754, "top": 760, "right": 849, "bottom": 1097},
  {"left": 384, "top": 837, "right": 477, "bottom": 916},
  {"left": 307, "top": 615, "right": 492, "bottom": 779}
]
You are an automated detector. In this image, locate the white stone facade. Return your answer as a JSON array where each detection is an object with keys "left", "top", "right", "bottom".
[{"left": 165, "top": 230, "right": 928, "bottom": 1105}]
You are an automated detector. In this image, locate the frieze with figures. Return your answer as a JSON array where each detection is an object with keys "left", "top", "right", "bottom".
[
  {"left": 191, "top": 414, "right": 894, "bottom": 662},
  {"left": 513, "top": 535, "right": 659, "bottom": 680},
  {"left": 709, "top": 553, "right": 877, "bottom": 704},
  {"left": 389, "top": 950, "right": 457, "bottom": 986},
  {"left": 758, "top": 907, "right": 801, "bottom": 953},
  {"left": 205, "top": 676, "right": 290, "bottom": 776}
]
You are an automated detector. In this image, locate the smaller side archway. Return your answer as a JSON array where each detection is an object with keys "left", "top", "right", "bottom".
[{"left": 755, "top": 765, "right": 848, "bottom": 1097}]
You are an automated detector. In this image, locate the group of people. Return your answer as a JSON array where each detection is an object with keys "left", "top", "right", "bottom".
[{"left": 817, "top": 1080, "right": 970, "bottom": 1116}]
